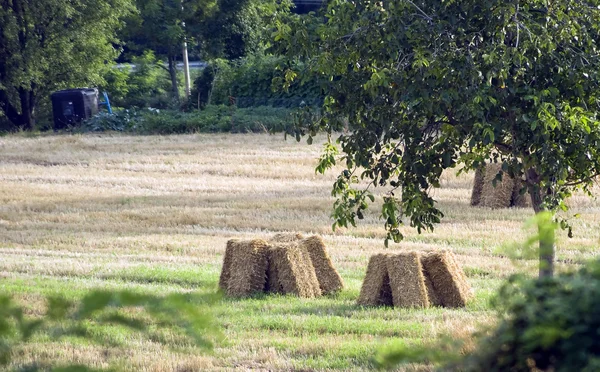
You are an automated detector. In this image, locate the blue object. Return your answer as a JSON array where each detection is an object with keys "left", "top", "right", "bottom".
[{"left": 98, "top": 91, "right": 113, "bottom": 114}]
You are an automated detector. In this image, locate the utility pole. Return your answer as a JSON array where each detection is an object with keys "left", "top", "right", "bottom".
[
  {"left": 182, "top": 38, "right": 191, "bottom": 98},
  {"left": 181, "top": 1, "right": 191, "bottom": 98}
]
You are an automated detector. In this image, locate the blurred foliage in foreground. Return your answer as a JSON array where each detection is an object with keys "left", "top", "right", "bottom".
[
  {"left": 377, "top": 212, "right": 600, "bottom": 371},
  {"left": 0, "top": 290, "right": 220, "bottom": 370}
]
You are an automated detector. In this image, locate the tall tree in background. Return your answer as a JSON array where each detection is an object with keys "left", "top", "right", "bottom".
[
  {"left": 200, "top": 0, "right": 292, "bottom": 60},
  {"left": 276, "top": 0, "right": 600, "bottom": 277},
  {"left": 123, "top": 0, "right": 217, "bottom": 102},
  {"left": 0, "top": 0, "right": 134, "bottom": 130}
]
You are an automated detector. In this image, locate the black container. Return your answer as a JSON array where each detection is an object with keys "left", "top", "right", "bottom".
[{"left": 51, "top": 88, "right": 99, "bottom": 129}]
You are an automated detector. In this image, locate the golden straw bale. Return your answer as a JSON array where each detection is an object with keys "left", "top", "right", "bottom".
[
  {"left": 357, "top": 254, "right": 393, "bottom": 306},
  {"left": 470, "top": 166, "right": 486, "bottom": 206},
  {"left": 267, "top": 233, "right": 306, "bottom": 294},
  {"left": 223, "top": 239, "right": 270, "bottom": 297},
  {"left": 218, "top": 239, "right": 236, "bottom": 292},
  {"left": 268, "top": 243, "right": 322, "bottom": 298},
  {"left": 421, "top": 251, "right": 472, "bottom": 308},
  {"left": 386, "top": 252, "right": 430, "bottom": 308},
  {"left": 301, "top": 235, "right": 344, "bottom": 295},
  {"left": 480, "top": 163, "right": 514, "bottom": 209},
  {"left": 270, "top": 232, "right": 305, "bottom": 243}
]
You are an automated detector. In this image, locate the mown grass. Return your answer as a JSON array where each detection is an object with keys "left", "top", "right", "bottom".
[{"left": 0, "top": 133, "right": 598, "bottom": 370}]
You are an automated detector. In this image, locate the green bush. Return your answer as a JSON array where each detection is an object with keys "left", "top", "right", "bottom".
[
  {"left": 457, "top": 261, "right": 600, "bottom": 372},
  {"left": 377, "top": 259, "right": 600, "bottom": 372},
  {"left": 136, "top": 105, "right": 293, "bottom": 134},
  {"left": 80, "top": 110, "right": 141, "bottom": 132},
  {"left": 191, "top": 56, "right": 322, "bottom": 109},
  {"left": 100, "top": 51, "right": 175, "bottom": 109},
  {"left": 377, "top": 213, "right": 600, "bottom": 372},
  {"left": 80, "top": 105, "right": 293, "bottom": 134}
]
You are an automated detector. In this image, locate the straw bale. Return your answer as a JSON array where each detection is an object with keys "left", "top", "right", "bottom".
[
  {"left": 511, "top": 179, "right": 531, "bottom": 208},
  {"left": 480, "top": 163, "right": 514, "bottom": 209},
  {"left": 223, "top": 239, "right": 270, "bottom": 297},
  {"left": 265, "top": 250, "right": 283, "bottom": 294},
  {"left": 357, "top": 254, "right": 393, "bottom": 306},
  {"left": 386, "top": 252, "right": 430, "bottom": 308},
  {"left": 270, "top": 232, "right": 305, "bottom": 243},
  {"left": 267, "top": 233, "right": 306, "bottom": 294},
  {"left": 423, "top": 269, "right": 442, "bottom": 306},
  {"left": 218, "top": 239, "right": 236, "bottom": 291},
  {"left": 470, "top": 166, "right": 486, "bottom": 206},
  {"left": 302, "top": 235, "right": 344, "bottom": 295},
  {"left": 421, "top": 251, "right": 472, "bottom": 308},
  {"left": 268, "top": 242, "right": 321, "bottom": 298}
]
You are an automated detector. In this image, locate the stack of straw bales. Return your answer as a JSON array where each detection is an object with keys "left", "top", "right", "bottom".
[
  {"left": 471, "top": 163, "right": 530, "bottom": 208},
  {"left": 357, "top": 250, "right": 472, "bottom": 308},
  {"left": 218, "top": 233, "right": 344, "bottom": 298}
]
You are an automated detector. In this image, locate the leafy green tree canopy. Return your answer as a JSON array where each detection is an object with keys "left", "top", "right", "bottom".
[
  {"left": 276, "top": 0, "right": 600, "bottom": 276},
  {"left": 0, "top": 0, "right": 134, "bottom": 129},
  {"left": 122, "top": 0, "right": 217, "bottom": 101},
  {"left": 200, "top": 0, "right": 292, "bottom": 60}
]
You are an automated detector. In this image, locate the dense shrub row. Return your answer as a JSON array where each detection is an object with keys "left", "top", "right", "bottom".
[
  {"left": 191, "top": 56, "right": 322, "bottom": 109},
  {"left": 99, "top": 54, "right": 322, "bottom": 113},
  {"left": 100, "top": 51, "right": 178, "bottom": 110},
  {"left": 81, "top": 105, "right": 293, "bottom": 134}
]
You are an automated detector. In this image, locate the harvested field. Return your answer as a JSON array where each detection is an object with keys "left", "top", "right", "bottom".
[{"left": 0, "top": 133, "right": 599, "bottom": 370}]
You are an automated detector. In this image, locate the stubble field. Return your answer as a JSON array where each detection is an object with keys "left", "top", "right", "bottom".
[{"left": 0, "top": 133, "right": 599, "bottom": 371}]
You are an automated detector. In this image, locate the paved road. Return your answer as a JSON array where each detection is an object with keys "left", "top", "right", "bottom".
[{"left": 115, "top": 61, "right": 207, "bottom": 71}]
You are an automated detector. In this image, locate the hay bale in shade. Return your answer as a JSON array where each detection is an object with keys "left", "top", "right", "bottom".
[
  {"left": 511, "top": 179, "right": 531, "bottom": 208},
  {"left": 422, "top": 269, "right": 442, "bottom": 306},
  {"left": 268, "top": 242, "right": 322, "bottom": 298},
  {"left": 222, "top": 239, "right": 270, "bottom": 297},
  {"left": 470, "top": 166, "right": 486, "bottom": 206},
  {"left": 421, "top": 251, "right": 472, "bottom": 308},
  {"left": 473, "top": 163, "right": 532, "bottom": 208},
  {"left": 302, "top": 235, "right": 344, "bottom": 295},
  {"left": 480, "top": 163, "right": 514, "bottom": 209},
  {"left": 386, "top": 252, "right": 430, "bottom": 308},
  {"left": 270, "top": 232, "right": 305, "bottom": 243},
  {"left": 265, "top": 250, "right": 283, "bottom": 294},
  {"left": 357, "top": 254, "right": 393, "bottom": 306}
]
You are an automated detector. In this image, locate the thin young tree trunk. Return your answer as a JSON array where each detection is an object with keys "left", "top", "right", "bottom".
[
  {"left": 167, "top": 55, "right": 180, "bottom": 103},
  {"left": 526, "top": 168, "right": 555, "bottom": 278}
]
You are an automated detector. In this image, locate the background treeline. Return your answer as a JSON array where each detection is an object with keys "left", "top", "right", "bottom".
[{"left": 0, "top": 0, "right": 324, "bottom": 133}]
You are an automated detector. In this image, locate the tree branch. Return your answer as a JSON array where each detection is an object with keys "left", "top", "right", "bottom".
[
  {"left": 405, "top": 0, "right": 433, "bottom": 21},
  {"left": 563, "top": 172, "right": 600, "bottom": 187}
]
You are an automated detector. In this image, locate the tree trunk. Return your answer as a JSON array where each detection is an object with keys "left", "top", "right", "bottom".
[
  {"left": 18, "top": 88, "right": 35, "bottom": 130},
  {"left": 167, "top": 55, "right": 180, "bottom": 103},
  {"left": 0, "top": 88, "right": 35, "bottom": 130},
  {"left": 526, "top": 168, "right": 555, "bottom": 278}
]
